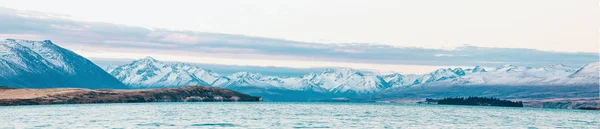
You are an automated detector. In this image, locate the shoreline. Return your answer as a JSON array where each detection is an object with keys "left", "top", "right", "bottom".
[{"left": 0, "top": 86, "right": 262, "bottom": 106}]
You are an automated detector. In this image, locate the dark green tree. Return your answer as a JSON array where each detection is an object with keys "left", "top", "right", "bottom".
[{"left": 437, "top": 97, "right": 523, "bottom": 107}]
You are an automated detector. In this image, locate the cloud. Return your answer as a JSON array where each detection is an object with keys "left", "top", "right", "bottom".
[
  {"left": 434, "top": 54, "right": 455, "bottom": 57},
  {"left": 50, "top": 24, "right": 86, "bottom": 31},
  {"left": 159, "top": 33, "right": 200, "bottom": 44},
  {"left": 0, "top": 7, "right": 598, "bottom": 68},
  {"left": 333, "top": 48, "right": 364, "bottom": 54},
  {"left": 103, "top": 40, "right": 178, "bottom": 48}
]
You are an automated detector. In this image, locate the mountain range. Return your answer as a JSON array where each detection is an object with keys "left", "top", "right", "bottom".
[{"left": 106, "top": 56, "right": 600, "bottom": 95}]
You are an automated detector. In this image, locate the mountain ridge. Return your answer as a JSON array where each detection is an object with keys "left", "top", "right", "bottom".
[
  {"left": 0, "top": 39, "right": 127, "bottom": 89},
  {"left": 107, "top": 57, "right": 599, "bottom": 95}
]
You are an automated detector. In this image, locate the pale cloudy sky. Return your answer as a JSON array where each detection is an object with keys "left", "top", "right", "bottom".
[{"left": 0, "top": 0, "right": 598, "bottom": 74}]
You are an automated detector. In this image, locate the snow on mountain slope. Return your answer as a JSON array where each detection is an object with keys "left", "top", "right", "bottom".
[
  {"left": 172, "top": 62, "right": 230, "bottom": 85},
  {"left": 107, "top": 57, "right": 598, "bottom": 94},
  {"left": 1, "top": 38, "right": 592, "bottom": 96},
  {"left": 464, "top": 66, "right": 487, "bottom": 73},
  {"left": 569, "top": 62, "right": 599, "bottom": 78},
  {"left": 108, "top": 58, "right": 392, "bottom": 93},
  {"left": 417, "top": 68, "right": 466, "bottom": 84},
  {"left": 222, "top": 72, "right": 304, "bottom": 90},
  {"left": 419, "top": 63, "right": 595, "bottom": 86},
  {"left": 482, "top": 64, "right": 575, "bottom": 78},
  {"left": 108, "top": 57, "right": 228, "bottom": 88},
  {"left": 301, "top": 68, "right": 389, "bottom": 93},
  {"left": 0, "top": 39, "right": 127, "bottom": 89},
  {"left": 105, "top": 65, "right": 117, "bottom": 73},
  {"left": 382, "top": 73, "right": 418, "bottom": 87}
]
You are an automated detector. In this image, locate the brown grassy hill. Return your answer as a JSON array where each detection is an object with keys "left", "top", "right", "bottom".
[{"left": 0, "top": 86, "right": 261, "bottom": 106}]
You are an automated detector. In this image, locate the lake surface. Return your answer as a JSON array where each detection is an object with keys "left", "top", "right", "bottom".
[{"left": 0, "top": 102, "right": 598, "bottom": 128}]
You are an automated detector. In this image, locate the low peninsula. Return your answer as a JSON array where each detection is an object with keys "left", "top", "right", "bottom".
[
  {"left": 425, "top": 97, "right": 523, "bottom": 107},
  {"left": 0, "top": 86, "right": 262, "bottom": 106}
]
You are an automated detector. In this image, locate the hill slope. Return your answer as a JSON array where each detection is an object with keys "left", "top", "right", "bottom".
[{"left": 0, "top": 39, "right": 126, "bottom": 89}]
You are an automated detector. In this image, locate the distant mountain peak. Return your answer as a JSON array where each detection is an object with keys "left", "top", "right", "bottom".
[
  {"left": 431, "top": 68, "right": 452, "bottom": 73},
  {"left": 452, "top": 68, "right": 466, "bottom": 76},
  {"left": 383, "top": 73, "right": 404, "bottom": 77},
  {"left": 105, "top": 65, "right": 118, "bottom": 72},
  {"left": 569, "top": 62, "right": 600, "bottom": 78},
  {"left": 549, "top": 63, "right": 567, "bottom": 67},
  {"left": 109, "top": 56, "right": 226, "bottom": 88},
  {"left": 5, "top": 39, "right": 55, "bottom": 47},
  {"left": 230, "top": 72, "right": 263, "bottom": 78},
  {"left": 541, "top": 64, "right": 570, "bottom": 69},
  {"left": 472, "top": 66, "right": 487, "bottom": 72},
  {"left": 134, "top": 56, "right": 159, "bottom": 64},
  {"left": 323, "top": 67, "right": 355, "bottom": 72},
  {"left": 141, "top": 56, "right": 156, "bottom": 60},
  {"left": 495, "top": 64, "right": 532, "bottom": 72},
  {"left": 499, "top": 64, "right": 515, "bottom": 67},
  {"left": 422, "top": 68, "right": 465, "bottom": 83},
  {"left": 318, "top": 67, "right": 370, "bottom": 77}
]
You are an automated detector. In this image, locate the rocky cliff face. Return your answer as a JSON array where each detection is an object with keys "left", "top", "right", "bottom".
[{"left": 0, "top": 86, "right": 261, "bottom": 106}]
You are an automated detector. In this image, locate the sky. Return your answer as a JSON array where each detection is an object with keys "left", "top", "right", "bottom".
[{"left": 0, "top": 0, "right": 598, "bottom": 74}]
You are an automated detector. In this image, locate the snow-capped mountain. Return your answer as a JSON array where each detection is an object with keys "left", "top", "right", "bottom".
[
  {"left": 108, "top": 58, "right": 391, "bottom": 93},
  {"left": 418, "top": 68, "right": 466, "bottom": 83},
  {"left": 569, "top": 62, "right": 599, "bottom": 78},
  {"left": 106, "top": 57, "right": 229, "bottom": 88},
  {"left": 465, "top": 66, "right": 487, "bottom": 73},
  {"left": 382, "top": 73, "right": 420, "bottom": 87},
  {"left": 0, "top": 39, "right": 126, "bottom": 89},
  {"left": 300, "top": 68, "right": 389, "bottom": 94},
  {"left": 222, "top": 72, "right": 304, "bottom": 90},
  {"left": 417, "top": 63, "right": 594, "bottom": 86},
  {"left": 107, "top": 57, "right": 599, "bottom": 95}
]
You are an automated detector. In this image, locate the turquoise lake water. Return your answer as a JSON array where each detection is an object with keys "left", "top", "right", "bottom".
[{"left": 0, "top": 102, "right": 598, "bottom": 128}]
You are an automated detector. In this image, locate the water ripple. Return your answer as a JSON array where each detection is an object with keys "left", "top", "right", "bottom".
[
  {"left": 0, "top": 103, "right": 598, "bottom": 128},
  {"left": 190, "top": 123, "right": 238, "bottom": 127}
]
